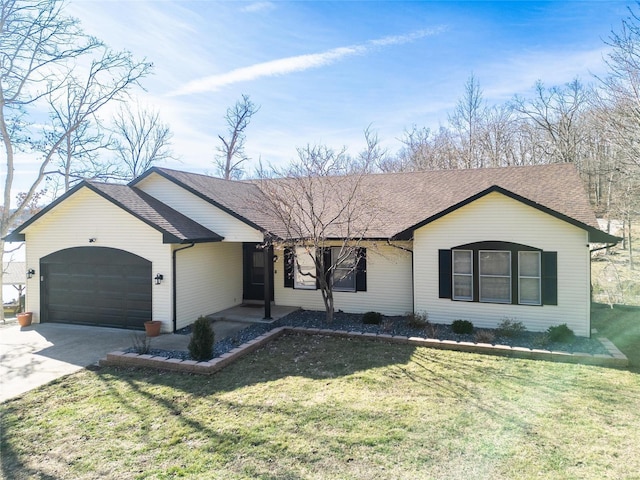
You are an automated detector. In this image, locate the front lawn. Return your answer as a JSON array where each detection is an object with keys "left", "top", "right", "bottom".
[
  {"left": 592, "top": 302, "right": 640, "bottom": 370},
  {"left": 2, "top": 333, "right": 639, "bottom": 479}
]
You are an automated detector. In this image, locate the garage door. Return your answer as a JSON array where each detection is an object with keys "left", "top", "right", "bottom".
[{"left": 40, "top": 247, "right": 152, "bottom": 329}]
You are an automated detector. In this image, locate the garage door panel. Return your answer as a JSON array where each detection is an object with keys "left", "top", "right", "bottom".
[{"left": 41, "top": 247, "right": 152, "bottom": 329}]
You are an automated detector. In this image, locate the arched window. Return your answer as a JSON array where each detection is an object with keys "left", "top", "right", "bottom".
[{"left": 439, "top": 241, "right": 557, "bottom": 306}]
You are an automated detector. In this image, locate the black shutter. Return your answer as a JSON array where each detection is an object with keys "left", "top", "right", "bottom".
[
  {"left": 439, "top": 249, "right": 452, "bottom": 299},
  {"left": 541, "top": 251, "right": 557, "bottom": 305},
  {"left": 355, "top": 247, "right": 367, "bottom": 292},
  {"left": 284, "top": 247, "right": 294, "bottom": 288}
]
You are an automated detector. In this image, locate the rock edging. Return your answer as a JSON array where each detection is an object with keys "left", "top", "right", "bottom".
[{"left": 99, "top": 326, "right": 629, "bottom": 373}]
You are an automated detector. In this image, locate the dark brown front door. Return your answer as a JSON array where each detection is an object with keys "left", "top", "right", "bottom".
[{"left": 243, "top": 243, "right": 273, "bottom": 301}]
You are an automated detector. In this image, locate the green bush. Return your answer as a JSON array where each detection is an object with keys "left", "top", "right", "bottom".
[
  {"left": 362, "top": 311, "right": 382, "bottom": 324},
  {"left": 452, "top": 319, "right": 474, "bottom": 334},
  {"left": 546, "top": 323, "right": 575, "bottom": 343},
  {"left": 496, "top": 317, "right": 527, "bottom": 337},
  {"left": 188, "top": 316, "right": 215, "bottom": 361}
]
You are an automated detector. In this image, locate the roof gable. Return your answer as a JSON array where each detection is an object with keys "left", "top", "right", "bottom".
[
  {"left": 392, "top": 185, "right": 619, "bottom": 243},
  {"left": 6, "top": 181, "right": 223, "bottom": 244},
  {"left": 131, "top": 167, "right": 271, "bottom": 233}
]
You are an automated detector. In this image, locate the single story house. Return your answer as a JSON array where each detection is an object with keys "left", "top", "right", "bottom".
[{"left": 6, "top": 163, "right": 618, "bottom": 337}]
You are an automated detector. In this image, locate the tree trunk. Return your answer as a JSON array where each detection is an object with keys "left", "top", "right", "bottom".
[
  {"left": 0, "top": 239, "right": 5, "bottom": 323},
  {"left": 629, "top": 216, "right": 634, "bottom": 270}
]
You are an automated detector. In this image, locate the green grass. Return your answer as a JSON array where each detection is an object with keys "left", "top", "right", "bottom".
[
  {"left": 2, "top": 325, "right": 640, "bottom": 480},
  {"left": 592, "top": 302, "right": 640, "bottom": 370}
]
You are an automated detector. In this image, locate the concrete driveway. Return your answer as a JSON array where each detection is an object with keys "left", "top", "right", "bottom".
[{"left": 0, "top": 320, "right": 248, "bottom": 403}]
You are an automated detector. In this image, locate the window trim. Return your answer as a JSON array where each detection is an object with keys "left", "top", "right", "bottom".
[
  {"left": 479, "top": 250, "right": 512, "bottom": 304},
  {"left": 518, "top": 251, "right": 542, "bottom": 306},
  {"left": 293, "top": 246, "right": 317, "bottom": 290},
  {"left": 331, "top": 247, "right": 357, "bottom": 292},
  {"left": 452, "top": 249, "right": 473, "bottom": 301},
  {"left": 442, "top": 241, "right": 555, "bottom": 306}
]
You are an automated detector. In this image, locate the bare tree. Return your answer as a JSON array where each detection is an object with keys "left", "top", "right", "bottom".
[
  {"left": 112, "top": 102, "right": 174, "bottom": 180},
  {"left": 449, "top": 74, "right": 486, "bottom": 168},
  {"left": 0, "top": 0, "right": 151, "bottom": 320},
  {"left": 512, "top": 79, "right": 592, "bottom": 165},
  {"left": 256, "top": 133, "right": 384, "bottom": 323},
  {"left": 46, "top": 82, "right": 121, "bottom": 194},
  {"left": 215, "top": 94, "right": 259, "bottom": 180}
]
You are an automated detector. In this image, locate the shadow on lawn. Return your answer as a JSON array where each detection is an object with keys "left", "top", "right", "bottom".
[{"left": 592, "top": 303, "right": 640, "bottom": 373}]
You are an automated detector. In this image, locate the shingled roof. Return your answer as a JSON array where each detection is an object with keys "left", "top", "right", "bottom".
[
  {"left": 6, "top": 163, "right": 615, "bottom": 244},
  {"left": 6, "top": 181, "right": 223, "bottom": 244},
  {"left": 149, "top": 163, "right": 611, "bottom": 242},
  {"left": 89, "top": 183, "right": 223, "bottom": 243}
]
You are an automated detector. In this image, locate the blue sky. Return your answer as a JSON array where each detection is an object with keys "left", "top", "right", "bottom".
[
  {"left": 41, "top": 1, "right": 640, "bottom": 178},
  {"left": 1, "top": 1, "right": 632, "bottom": 286}
]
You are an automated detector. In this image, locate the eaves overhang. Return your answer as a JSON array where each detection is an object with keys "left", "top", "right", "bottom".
[
  {"left": 131, "top": 167, "right": 267, "bottom": 233},
  {"left": 391, "top": 185, "right": 621, "bottom": 245}
]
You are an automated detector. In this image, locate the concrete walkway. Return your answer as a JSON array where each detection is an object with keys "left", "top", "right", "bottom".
[{"left": 0, "top": 319, "right": 251, "bottom": 403}]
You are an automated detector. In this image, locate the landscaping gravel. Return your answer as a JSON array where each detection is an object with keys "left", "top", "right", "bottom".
[{"left": 133, "top": 310, "right": 611, "bottom": 361}]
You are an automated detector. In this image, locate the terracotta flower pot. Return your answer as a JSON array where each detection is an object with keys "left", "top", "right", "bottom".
[
  {"left": 144, "top": 320, "right": 162, "bottom": 337},
  {"left": 17, "top": 312, "right": 33, "bottom": 327}
]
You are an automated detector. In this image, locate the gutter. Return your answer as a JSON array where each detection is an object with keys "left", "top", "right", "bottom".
[
  {"left": 590, "top": 243, "right": 619, "bottom": 253},
  {"left": 172, "top": 242, "right": 195, "bottom": 333}
]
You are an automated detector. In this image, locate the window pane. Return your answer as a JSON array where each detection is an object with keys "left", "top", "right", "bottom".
[
  {"left": 294, "top": 246, "right": 316, "bottom": 289},
  {"left": 480, "top": 277, "right": 511, "bottom": 303},
  {"left": 480, "top": 251, "right": 510, "bottom": 276},
  {"left": 519, "top": 251, "right": 540, "bottom": 277},
  {"left": 453, "top": 250, "right": 472, "bottom": 274},
  {"left": 334, "top": 269, "right": 355, "bottom": 290},
  {"left": 520, "top": 278, "right": 541, "bottom": 304},
  {"left": 332, "top": 247, "right": 356, "bottom": 291},
  {"left": 453, "top": 274, "right": 472, "bottom": 300}
]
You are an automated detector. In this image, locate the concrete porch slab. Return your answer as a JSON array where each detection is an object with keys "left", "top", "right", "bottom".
[{"left": 208, "top": 304, "right": 300, "bottom": 324}]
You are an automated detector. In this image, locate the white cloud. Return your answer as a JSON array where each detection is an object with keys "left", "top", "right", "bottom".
[
  {"left": 482, "top": 46, "right": 611, "bottom": 101},
  {"left": 241, "top": 2, "right": 276, "bottom": 13},
  {"left": 168, "top": 27, "right": 445, "bottom": 97}
]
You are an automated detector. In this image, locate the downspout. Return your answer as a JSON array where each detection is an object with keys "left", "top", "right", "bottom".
[{"left": 172, "top": 242, "right": 195, "bottom": 333}]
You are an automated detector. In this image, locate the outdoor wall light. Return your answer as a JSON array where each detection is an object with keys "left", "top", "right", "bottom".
[
  {"left": 89, "top": 238, "right": 96, "bottom": 243},
  {"left": 272, "top": 255, "right": 279, "bottom": 263},
  {"left": 154, "top": 273, "right": 164, "bottom": 285},
  {"left": 27, "top": 268, "right": 35, "bottom": 279}
]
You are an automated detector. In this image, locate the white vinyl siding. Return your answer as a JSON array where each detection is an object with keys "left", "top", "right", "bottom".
[
  {"left": 21, "top": 188, "right": 172, "bottom": 330},
  {"left": 174, "top": 242, "right": 242, "bottom": 330},
  {"left": 274, "top": 242, "right": 413, "bottom": 316},
  {"left": 413, "top": 192, "right": 591, "bottom": 336},
  {"left": 136, "top": 173, "right": 263, "bottom": 242}
]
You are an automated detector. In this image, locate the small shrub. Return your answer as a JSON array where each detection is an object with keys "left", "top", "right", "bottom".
[
  {"left": 533, "top": 333, "right": 551, "bottom": 348},
  {"left": 189, "top": 316, "right": 215, "bottom": 361},
  {"left": 546, "top": 323, "right": 575, "bottom": 343},
  {"left": 406, "top": 311, "right": 429, "bottom": 328},
  {"left": 380, "top": 318, "right": 394, "bottom": 332},
  {"left": 131, "top": 333, "right": 151, "bottom": 354},
  {"left": 425, "top": 321, "right": 439, "bottom": 338},
  {"left": 496, "top": 317, "right": 527, "bottom": 338},
  {"left": 362, "top": 311, "right": 382, "bottom": 325},
  {"left": 452, "top": 319, "right": 474, "bottom": 334},
  {"left": 474, "top": 330, "right": 495, "bottom": 344}
]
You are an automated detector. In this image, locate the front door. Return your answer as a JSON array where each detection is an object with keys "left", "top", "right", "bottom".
[{"left": 243, "top": 243, "right": 273, "bottom": 301}]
